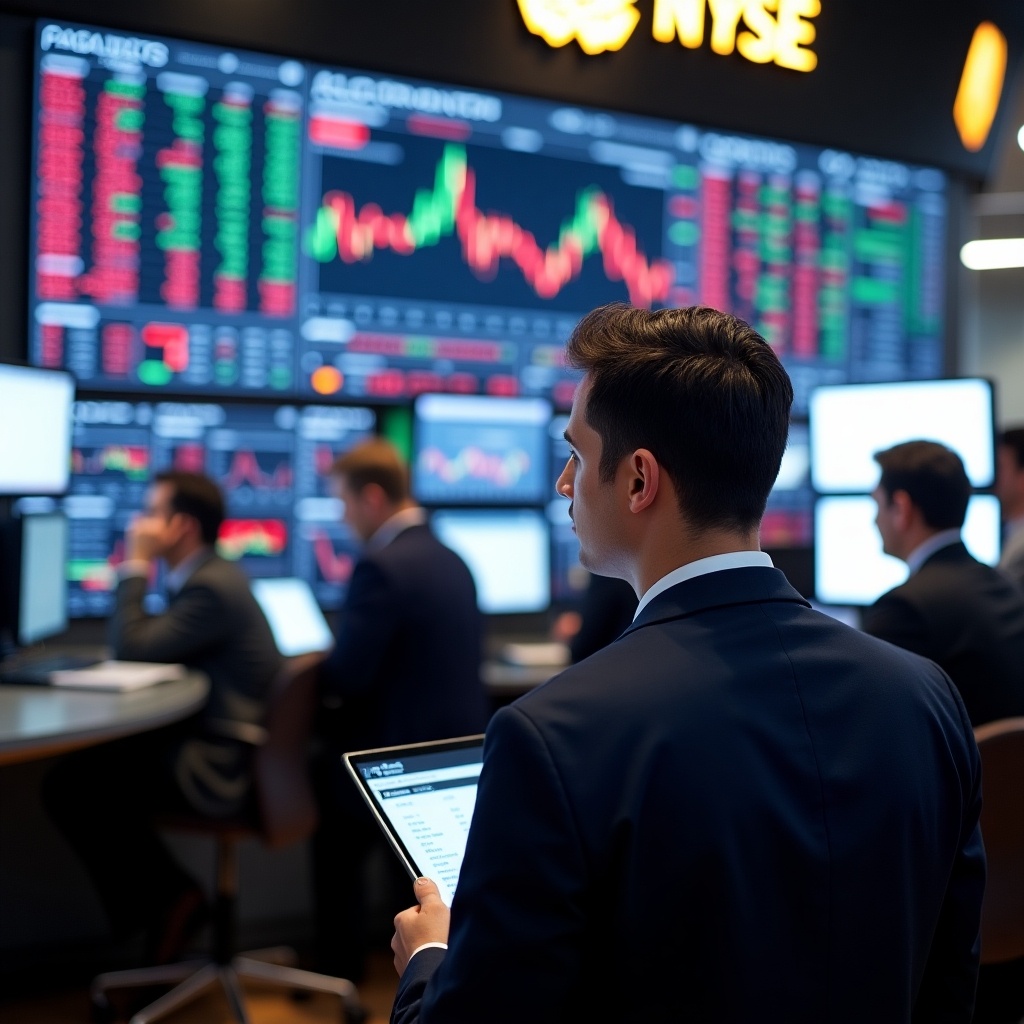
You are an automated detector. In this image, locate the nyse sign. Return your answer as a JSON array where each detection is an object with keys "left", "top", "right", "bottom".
[{"left": 517, "top": 0, "right": 821, "bottom": 72}]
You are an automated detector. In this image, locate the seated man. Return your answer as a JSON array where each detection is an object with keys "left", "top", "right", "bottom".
[
  {"left": 390, "top": 304, "right": 983, "bottom": 1024},
  {"left": 312, "top": 439, "right": 486, "bottom": 981},
  {"left": 863, "top": 439, "right": 1024, "bottom": 727},
  {"left": 44, "top": 470, "right": 282, "bottom": 963}
]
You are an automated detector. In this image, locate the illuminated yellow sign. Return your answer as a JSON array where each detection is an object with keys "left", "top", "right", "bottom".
[
  {"left": 954, "top": 22, "right": 1007, "bottom": 152},
  {"left": 518, "top": 0, "right": 821, "bottom": 70},
  {"left": 516, "top": 0, "right": 641, "bottom": 55}
]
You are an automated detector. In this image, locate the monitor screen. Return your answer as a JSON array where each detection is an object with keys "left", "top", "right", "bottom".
[
  {"left": 814, "top": 494, "right": 1001, "bottom": 606},
  {"left": 0, "top": 364, "right": 74, "bottom": 496},
  {"left": 251, "top": 576, "right": 334, "bottom": 656},
  {"left": 431, "top": 509, "right": 550, "bottom": 614},
  {"left": 30, "top": 19, "right": 949, "bottom": 412},
  {"left": 808, "top": 379, "right": 995, "bottom": 493},
  {"left": 412, "top": 394, "right": 552, "bottom": 505},
  {"left": 18, "top": 512, "right": 69, "bottom": 646},
  {"left": 62, "top": 398, "right": 374, "bottom": 616}
]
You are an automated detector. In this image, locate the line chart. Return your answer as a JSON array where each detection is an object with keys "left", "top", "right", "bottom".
[{"left": 306, "top": 143, "right": 673, "bottom": 309}]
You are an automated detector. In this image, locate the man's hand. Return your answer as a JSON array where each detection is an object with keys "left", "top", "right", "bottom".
[
  {"left": 391, "top": 877, "right": 450, "bottom": 976},
  {"left": 125, "top": 513, "right": 166, "bottom": 563}
]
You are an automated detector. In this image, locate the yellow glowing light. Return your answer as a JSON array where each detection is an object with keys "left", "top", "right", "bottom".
[
  {"left": 311, "top": 365, "right": 343, "bottom": 395},
  {"left": 517, "top": 0, "right": 641, "bottom": 55},
  {"left": 954, "top": 22, "right": 1007, "bottom": 152},
  {"left": 650, "top": 0, "right": 819, "bottom": 71}
]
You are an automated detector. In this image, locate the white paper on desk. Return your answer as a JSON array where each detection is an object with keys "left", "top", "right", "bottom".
[
  {"left": 48, "top": 661, "right": 188, "bottom": 691},
  {"left": 500, "top": 642, "right": 570, "bottom": 668}
]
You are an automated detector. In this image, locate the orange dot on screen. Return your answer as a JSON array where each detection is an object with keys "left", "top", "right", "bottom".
[{"left": 311, "top": 365, "right": 343, "bottom": 395}]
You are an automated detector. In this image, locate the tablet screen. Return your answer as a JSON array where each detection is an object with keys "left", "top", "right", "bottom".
[{"left": 345, "top": 736, "right": 485, "bottom": 907}]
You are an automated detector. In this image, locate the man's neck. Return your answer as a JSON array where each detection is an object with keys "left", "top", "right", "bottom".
[
  {"left": 903, "top": 529, "right": 962, "bottom": 575},
  {"left": 634, "top": 527, "right": 760, "bottom": 597}
]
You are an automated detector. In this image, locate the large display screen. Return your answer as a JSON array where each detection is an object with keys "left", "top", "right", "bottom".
[
  {"left": 412, "top": 394, "right": 552, "bottom": 505},
  {"left": 63, "top": 398, "right": 374, "bottom": 616},
  {"left": 814, "top": 494, "right": 1001, "bottom": 607},
  {"left": 808, "top": 378, "right": 995, "bottom": 493},
  {"left": 30, "top": 20, "right": 948, "bottom": 413},
  {"left": 0, "top": 364, "right": 75, "bottom": 496}
]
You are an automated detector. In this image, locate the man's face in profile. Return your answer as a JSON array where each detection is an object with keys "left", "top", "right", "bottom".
[
  {"left": 556, "top": 376, "right": 628, "bottom": 575},
  {"left": 872, "top": 485, "right": 900, "bottom": 559},
  {"left": 133, "top": 481, "right": 189, "bottom": 562}
]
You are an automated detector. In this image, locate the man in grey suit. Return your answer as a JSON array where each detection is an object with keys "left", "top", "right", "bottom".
[
  {"left": 995, "top": 426, "right": 1024, "bottom": 587},
  {"left": 44, "top": 471, "right": 282, "bottom": 964}
]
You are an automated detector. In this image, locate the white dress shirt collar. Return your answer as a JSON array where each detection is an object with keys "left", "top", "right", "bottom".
[
  {"left": 366, "top": 505, "right": 428, "bottom": 552},
  {"left": 634, "top": 550, "right": 774, "bottom": 619},
  {"left": 905, "top": 529, "right": 962, "bottom": 576}
]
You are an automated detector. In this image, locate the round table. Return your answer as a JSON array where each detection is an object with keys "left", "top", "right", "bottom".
[{"left": 0, "top": 673, "right": 209, "bottom": 766}]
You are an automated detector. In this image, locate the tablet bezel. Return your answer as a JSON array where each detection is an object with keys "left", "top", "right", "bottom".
[{"left": 343, "top": 734, "right": 486, "bottom": 889}]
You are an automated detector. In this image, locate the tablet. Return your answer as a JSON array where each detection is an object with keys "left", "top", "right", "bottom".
[{"left": 344, "top": 735, "right": 485, "bottom": 907}]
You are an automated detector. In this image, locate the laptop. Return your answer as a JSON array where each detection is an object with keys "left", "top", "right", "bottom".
[
  {"left": 251, "top": 577, "right": 335, "bottom": 657},
  {"left": 345, "top": 735, "right": 486, "bottom": 907}
]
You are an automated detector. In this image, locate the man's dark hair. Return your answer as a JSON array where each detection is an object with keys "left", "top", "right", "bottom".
[
  {"left": 564, "top": 303, "right": 793, "bottom": 532},
  {"left": 154, "top": 470, "right": 225, "bottom": 545},
  {"left": 873, "top": 440, "right": 970, "bottom": 530},
  {"left": 998, "top": 426, "right": 1024, "bottom": 469},
  {"left": 330, "top": 438, "right": 410, "bottom": 504}
]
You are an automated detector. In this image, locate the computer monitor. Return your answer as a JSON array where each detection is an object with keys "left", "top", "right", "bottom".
[
  {"left": 1, "top": 511, "right": 70, "bottom": 647},
  {"left": 412, "top": 395, "right": 552, "bottom": 505},
  {"left": 814, "top": 494, "right": 1001, "bottom": 607},
  {"left": 0, "top": 363, "right": 74, "bottom": 495},
  {"left": 808, "top": 379, "right": 995, "bottom": 493},
  {"left": 430, "top": 509, "right": 551, "bottom": 614},
  {"left": 251, "top": 577, "right": 335, "bottom": 657}
]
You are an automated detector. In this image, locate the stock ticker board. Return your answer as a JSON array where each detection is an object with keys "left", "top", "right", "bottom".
[{"left": 30, "top": 20, "right": 948, "bottom": 413}]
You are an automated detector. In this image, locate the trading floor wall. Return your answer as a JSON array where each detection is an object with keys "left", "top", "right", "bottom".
[{"left": 1, "top": 0, "right": 1023, "bottom": 971}]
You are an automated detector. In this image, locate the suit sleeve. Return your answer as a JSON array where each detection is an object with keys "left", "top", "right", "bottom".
[
  {"left": 912, "top": 682, "right": 985, "bottom": 1023},
  {"left": 861, "top": 593, "right": 940, "bottom": 663},
  {"left": 109, "top": 575, "right": 228, "bottom": 663},
  {"left": 321, "top": 557, "right": 399, "bottom": 698},
  {"left": 390, "top": 703, "right": 589, "bottom": 1024}
]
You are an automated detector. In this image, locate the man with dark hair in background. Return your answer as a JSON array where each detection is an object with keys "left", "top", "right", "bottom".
[
  {"left": 389, "top": 305, "right": 984, "bottom": 1024},
  {"left": 312, "top": 438, "right": 486, "bottom": 982},
  {"left": 995, "top": 425, "right": 1024, "bottom": 587},
  {"left": 863, "top": 440, "right": 1024, "bottom": 727},
  {"left": 44, "top": 470, "right": 282, "bottom": 964}
]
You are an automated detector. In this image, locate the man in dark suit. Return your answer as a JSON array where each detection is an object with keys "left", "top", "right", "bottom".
[
  {"left": 312, "top": 438, "right": 486, "bottom": 981},
  {"left": 44, "top": 471, "right": 282, "bottom": 963},
  {"left": 389, "top": 305, "right": 984, "bottom": 1024},
  {"left": 862, "top": 440, "right": 1024, "bottom": 727}
]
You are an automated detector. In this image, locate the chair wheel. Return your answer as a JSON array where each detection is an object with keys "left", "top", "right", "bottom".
[{"left": 89, "top": 993, "right": 115, "bottom": 1023}]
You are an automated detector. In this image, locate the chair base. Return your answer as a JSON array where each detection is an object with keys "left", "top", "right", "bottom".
[{"left": 91, "top": 950, "right": 366, "bottom": 1024}]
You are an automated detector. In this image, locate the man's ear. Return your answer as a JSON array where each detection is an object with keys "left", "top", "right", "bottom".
[
  {"left": 626, "top": 449, "right": 660, "bottom": 514},
  {"left": 890, "top": 489, "right": 915, "bottom": 529}
]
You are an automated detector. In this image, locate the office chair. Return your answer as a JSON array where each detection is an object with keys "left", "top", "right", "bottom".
[
  {"left": 90, "top": 652, "right": 366, "bottom": 1024},
  {"left": 974, "top": 716, "right": 1024, "bottom": 965}
]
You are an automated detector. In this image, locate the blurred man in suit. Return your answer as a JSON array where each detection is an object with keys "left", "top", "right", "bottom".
[
  {"left": 995, "top": 426, "right": 1024, "bottom": 587},
  {"left": 389, "top": 305, "right": 985, "bottom": 1024},
  {"left": 312, "top": 438, "right": 486, "bottom": 981},
  {"left": 862, "top": 440, "right": 1024, "bottom": 727},
  {"left": 44, "top": 471, "right": 282, "bottom": 963}
]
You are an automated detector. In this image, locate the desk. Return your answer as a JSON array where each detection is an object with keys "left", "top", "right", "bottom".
[{"left": 0, "top": 673, "right": 209, "bottom": 766}]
